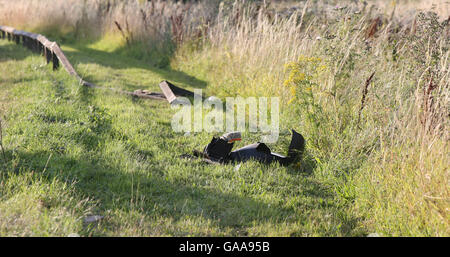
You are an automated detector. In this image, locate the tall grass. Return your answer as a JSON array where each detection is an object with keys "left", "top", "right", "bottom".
[
  {"left": 0, "top": 0, "right": 218, "bottom": 65},
  {"left": 175, "top": 0, "right": 449, "bottom": 235},
  {"left": 0, "top": 0, "right": 214, "bottom": 40},
  {"left": 0, "top": 0, "right": 448, "bottom": 235}
]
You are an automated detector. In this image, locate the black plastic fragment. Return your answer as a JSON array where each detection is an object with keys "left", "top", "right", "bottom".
[
  {"left": 203, "top": 137, "right": 234, "bottom": 163},
  {"left": 195, "top": 129, "right": 305, "bottom": 166}
]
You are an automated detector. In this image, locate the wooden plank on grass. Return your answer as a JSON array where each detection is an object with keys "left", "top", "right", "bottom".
[{"left": 159, "top": 80, "right": 178, "bottom": 103}]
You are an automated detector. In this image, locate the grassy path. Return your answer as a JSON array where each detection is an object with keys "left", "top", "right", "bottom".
[{"left": 0, "top": 40, "right": 363, "bottom": 236}]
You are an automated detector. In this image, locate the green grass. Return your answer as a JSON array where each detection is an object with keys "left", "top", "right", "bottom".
[
  {"left": 1, "top": 4, "right": 447, "bottom": 236},
  {"left": 0, "top": 39, "right": 365, "bottom": 236}
]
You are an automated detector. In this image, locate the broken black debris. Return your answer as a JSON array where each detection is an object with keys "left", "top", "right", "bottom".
[{"left": 184, "top": 130, "right": 305, "bottom": 166}]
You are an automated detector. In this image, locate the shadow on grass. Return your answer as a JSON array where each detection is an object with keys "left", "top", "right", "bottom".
[
  {"left": 3, "top": 149, "right": 293, "bottom": 235},
  {"left": 2, "top": 89, "right": 352, "bottom": 235},
  {"left": 2, "top": 135, "right": 365, "bottom": 236},
  {"left": 1, "top": 34, "right": 207, "bottom": 92},
  {"left": 62, "top": 44, "right": 208, "bottom": 90},
  {"left": 0, "top": 41, "right": 32, "bottom": 62}
]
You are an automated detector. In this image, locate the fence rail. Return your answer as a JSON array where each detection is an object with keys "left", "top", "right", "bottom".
[{"left": 0, "top": 25, "right": 196, "bottom": 103}]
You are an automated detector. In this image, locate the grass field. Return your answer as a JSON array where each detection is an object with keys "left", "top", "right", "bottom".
[
  {"left": 0, "top": 0, "right": 448, "bottom": 237},
  {"left": 0, "top": 39, "right": 365, "bottom": 236}
]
